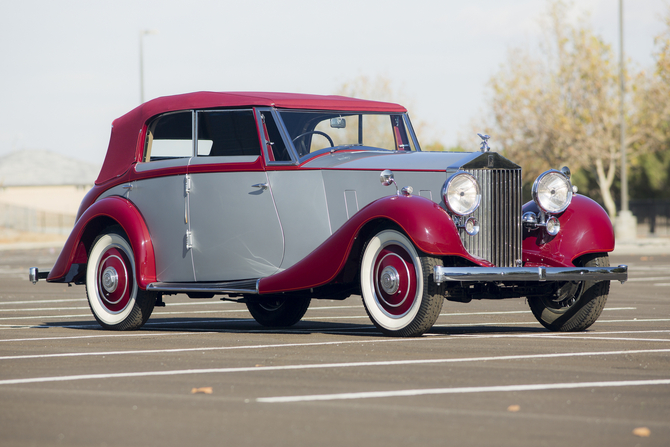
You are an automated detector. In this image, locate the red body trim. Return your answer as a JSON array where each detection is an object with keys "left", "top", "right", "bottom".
[
  {"left": 186, "top": 157, "right": 265, "bottom": 174},
  {"left": 47, "top": 196, "right": 157, "bottom": 289},
  {"left": 522, "top": 194, "right": 615, "bottom": 267},
  {"left": 258, "top": 195, "right": 489, "bottom": 294}
]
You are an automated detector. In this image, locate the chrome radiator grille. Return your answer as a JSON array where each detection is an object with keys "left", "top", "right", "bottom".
[{"left": 461, "top": 168, "right": 522, "bottom": 267}]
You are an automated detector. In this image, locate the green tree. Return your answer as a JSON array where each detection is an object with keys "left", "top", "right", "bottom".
[
  {"left": 482, "top": 1, "right": 627, "bottom": 217},
  {"left": 629, "top": 9, "right": 670, "bottom": 198}
]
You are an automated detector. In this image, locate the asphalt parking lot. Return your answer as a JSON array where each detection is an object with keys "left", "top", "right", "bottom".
[{"left": 1, "top": 248, "right": 669, "bottom": 446}]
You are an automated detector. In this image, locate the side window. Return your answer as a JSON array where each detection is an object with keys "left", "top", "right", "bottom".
[
  {"left": 143, "top": 111, "right": 193, "bottom": 161},
  {"left": 261, "top": 112, "right": 291, "bottom": 162},
  {"left": 197, "top": 110, "right": 261, "bottom": 157}
]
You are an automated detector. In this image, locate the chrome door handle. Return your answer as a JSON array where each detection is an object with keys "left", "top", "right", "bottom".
[{"left": 252, "top": 183, "right": 269, "bottom": 190}]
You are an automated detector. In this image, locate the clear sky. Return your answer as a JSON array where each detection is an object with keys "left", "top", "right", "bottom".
[{"left": 0, "top": 0, "right": 667, "bottom": 165}]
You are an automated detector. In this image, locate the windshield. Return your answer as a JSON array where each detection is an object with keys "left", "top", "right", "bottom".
[{"left": 278, "top": 111, "right": 418, "bottom": 158}]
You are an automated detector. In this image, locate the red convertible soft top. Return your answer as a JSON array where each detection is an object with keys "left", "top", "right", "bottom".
[{"left": 96, "top": 91, "right": 407, "bottom": 185}]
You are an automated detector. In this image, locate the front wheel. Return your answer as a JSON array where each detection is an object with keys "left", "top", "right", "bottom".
[
  {"left": 360, "top": 229, "right": 444, "bottom": 337},
  {"left": 528, "top": 253, "right": 610, "bottom": 332},
  {"left": 85, "top": 227, "right": 155, "bottom": 330},
  {"left": 246, "top": 296, "right": 311, "bottom": 327}
]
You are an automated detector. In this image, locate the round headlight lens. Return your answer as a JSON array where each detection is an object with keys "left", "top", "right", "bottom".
[
  {"left": 532, "top": 170, "right": 573, "bottom": 214},
  {"left": 443, "top": 172, "right": 481, "bottom": 216}
]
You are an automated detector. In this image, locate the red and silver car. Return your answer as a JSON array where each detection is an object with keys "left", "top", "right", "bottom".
[{"left": 30, "top": 92, "right": 628, "bottom": 336}]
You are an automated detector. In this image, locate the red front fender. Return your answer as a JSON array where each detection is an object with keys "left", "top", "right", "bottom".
[
  {"left": 522, "top": 194, "right": 615, "bottom": 267},
  {"left": 47, "top": 196, "right": 157, "bottom": 289},
  {"left": 259, "top": 194, "right": 485, "bottom": 294}
]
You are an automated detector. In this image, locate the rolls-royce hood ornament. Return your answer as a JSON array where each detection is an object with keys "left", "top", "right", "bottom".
[{"left": 477, "top": 133, "right": 490, "bottom": 152}]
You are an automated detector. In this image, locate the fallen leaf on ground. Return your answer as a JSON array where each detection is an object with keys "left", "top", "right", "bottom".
[
  {"left": 191, "top": 387, "right": 213, "bottom": 394},
  {"left": 507, "top": 405, "right": 521, "bottom": 412},
  {"left": 632, "top": 427, "right": 650, "bottom": 437}
]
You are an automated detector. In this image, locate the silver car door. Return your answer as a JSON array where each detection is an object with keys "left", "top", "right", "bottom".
[{"left": 187, "top": 109, "right": 284, "bottom": 281}]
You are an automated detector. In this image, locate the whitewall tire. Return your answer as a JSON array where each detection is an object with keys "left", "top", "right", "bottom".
[
  {"left": 85, "top": 227, "right": 155, "bottom": 330},
  {"left": 360, "top": 229, "right": 444, "bottom": 337}
]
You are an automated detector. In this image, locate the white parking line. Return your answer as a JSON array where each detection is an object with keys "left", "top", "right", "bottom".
[
  {"left": 598, "top": 318, "right": 670, "bottom": 323},
  {"left": 627, "top": 265, "right": 670, "bottom": 272},
  {"left": 0, "top": 318, "right": 255, "bottom": 329},
  {"left": 1, "top": 348, "right": 669, "bottom": 386},
  {"left": 452, "top": 330, "right": 670, "bottom": 338},
  {"left": 3, "top": 327, "right": 669, "bottom": 360},
  {"left": 0, "top": 307, "right": 90, "bottom": 313},
  {"left": 0, "top": 309, "right": 252, "bottom": 321},
  {"left": 0, "top": 331, "right": 670, "bottom": 361},
  {"left": 0, "top": 332, "right": 210, "bottom": 343},
  {"left": 257, "top": 378, "right": 670, "bottom": 403},
  {"left": 0, "top": 304, "right": 364, "bottom": 321},
  {"left": 439, "top": 307, "right": 635, "bottom": 317},
  {"left": 626, "top": 276, "right": 670, "bottom": 282},
  {"left": 0, "top": 337, "right": 401, "bottom": 360},
  {"left": 0, "top": 314, "right": 93, "bottom": 321},
  {"left": 453, "top": 335, "right": 670, "bottom": 343},
  {"left": 1, "top": 327, "right": 665, "bottom": 344},
  {"left": 311, "top": 309, "right": 637, "bottom": 323},
  {"left": 0, "top": 299, "right": 86, "bottom": 306}
]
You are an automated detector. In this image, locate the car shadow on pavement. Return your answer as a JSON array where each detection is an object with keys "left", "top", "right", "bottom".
[{"left": 43, "top": 317, "right": 549, "bottom": 337}]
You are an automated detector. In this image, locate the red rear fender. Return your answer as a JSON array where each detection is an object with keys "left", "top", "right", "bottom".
[{"left": 47, "top": 196, "right": 157, "bottom": 288}]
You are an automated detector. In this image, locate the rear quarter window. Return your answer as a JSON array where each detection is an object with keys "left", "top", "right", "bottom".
[{"left": 143, "top": 111, "right": 193, "bottom": 161}]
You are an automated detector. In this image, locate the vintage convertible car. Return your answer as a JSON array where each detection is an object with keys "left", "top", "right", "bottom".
[{"left": 30, "top": 91, "right": 627, "bottom": 336}]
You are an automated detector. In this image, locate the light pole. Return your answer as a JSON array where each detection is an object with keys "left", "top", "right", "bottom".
[
  {"left": 615, "top": 0, "right": 637, "bottom": 240},
  {"left": 619, "top": 0, "right": 627, "bottom": 215},
  {"left": 139, "top": 29, "right": 159, "bottom": 104}
]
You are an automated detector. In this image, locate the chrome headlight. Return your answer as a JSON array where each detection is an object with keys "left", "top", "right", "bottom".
[
  {"left": 442, "top": 171, "right": 481, "bottom": 216},
  {"left": 532, "top": 169, "right": 573, "bottom": 214}
]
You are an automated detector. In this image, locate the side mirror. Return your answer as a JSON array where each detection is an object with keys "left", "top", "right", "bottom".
[
  {"left": 380, "top": 170, "right": 400, "bottom": 195},
  {"left": 380, "top": 169, "right": 395, "bottom": 186}
]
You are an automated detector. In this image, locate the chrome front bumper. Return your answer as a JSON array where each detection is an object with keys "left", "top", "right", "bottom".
[{"left": 434, "top": 265, "right": 628, "bottom": 285}]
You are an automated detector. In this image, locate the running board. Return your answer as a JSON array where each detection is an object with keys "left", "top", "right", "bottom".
[{"left": 146, "top": 279, "right": 260, "bottom": 295}]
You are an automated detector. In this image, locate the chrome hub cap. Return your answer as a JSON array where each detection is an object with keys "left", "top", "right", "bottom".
[
  {"left": 102, "top": 267, "right": 118, "bottom": 293},
  {"left": 380, "top": 265, "right": 400, "bottom": 295}
]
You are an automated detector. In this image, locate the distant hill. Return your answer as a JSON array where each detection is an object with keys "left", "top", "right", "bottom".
[{"left": 0, "top": 150, "right": 100, "bottom": 187}]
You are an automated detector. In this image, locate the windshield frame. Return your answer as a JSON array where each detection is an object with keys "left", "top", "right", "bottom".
[{"left": 276, "top": 109, "right": 422, "bottom": 163}]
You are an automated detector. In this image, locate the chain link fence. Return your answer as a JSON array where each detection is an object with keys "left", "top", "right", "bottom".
[{"left": 0, "top": 203, "right": 75, "bottom": 235}]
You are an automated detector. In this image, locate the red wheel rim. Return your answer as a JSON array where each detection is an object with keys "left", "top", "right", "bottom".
[
  {"left": 96, "top": 247, "right": 132, "bottom": 313},
  {"left": 373, "top": 244, "right": 418, "bottom": 317}
]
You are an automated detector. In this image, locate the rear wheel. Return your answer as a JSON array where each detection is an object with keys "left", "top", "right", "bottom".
[
  {"left": 85, "top": 227, "right": 155, "bottom": 330},
  {"left": 246, "top": 296, "right": 311, "bottom": 327},
  {"left": 528, "top": 253, "right": 610, "bottom": 331},
  {"left": 360, "top": 229, "right": 444, "bottom": 337}
]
